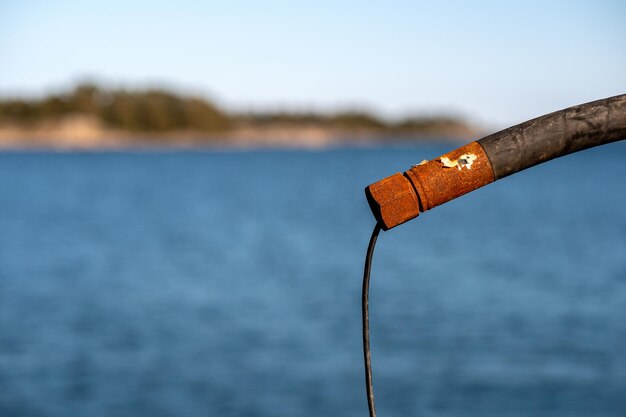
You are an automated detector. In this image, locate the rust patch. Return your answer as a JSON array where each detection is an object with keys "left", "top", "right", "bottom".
[
  {"left": 405, "top": 141, "right": 494, "bottom": 212},
  {"left": 365, "top": 173, "right": 420, "bottom": 230},
  {"left": 365, "top": 142, "right": 495, "bottom": 229}
]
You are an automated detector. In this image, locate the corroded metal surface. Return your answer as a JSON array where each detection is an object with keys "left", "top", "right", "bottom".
[
  {"left": 406, "top": 141, "right": 494, "bottom": 212},
  {"left": 365, "top": 141, "right": 495, "bottom": 229},
  {"left": 365, "top": 172, "right": 419, "bottom": 230}
]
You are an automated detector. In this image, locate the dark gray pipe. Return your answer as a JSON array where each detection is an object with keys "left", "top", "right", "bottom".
[
  {"left": 479, "top": 94, "right": 626, "bottom": 179},
  {"left": 366, "top": 94, "right": 626, "bottom": 230}
]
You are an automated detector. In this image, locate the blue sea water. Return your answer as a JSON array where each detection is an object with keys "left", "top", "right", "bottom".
[{"left": 0, "top": 142, "right": 625, "bottom": 417}]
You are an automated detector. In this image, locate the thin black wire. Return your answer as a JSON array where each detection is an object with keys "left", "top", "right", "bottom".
[{"left": 362, "top": 222, "right": 382, "bottom": 417}]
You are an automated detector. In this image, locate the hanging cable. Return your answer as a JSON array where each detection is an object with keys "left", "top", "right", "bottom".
[{"left": 362, "top": 222, "right": 382, "bottom": 417}]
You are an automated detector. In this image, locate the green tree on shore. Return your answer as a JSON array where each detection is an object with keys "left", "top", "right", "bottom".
[{"left": 0, "top": 84, "right": 231, "bottom": 132}]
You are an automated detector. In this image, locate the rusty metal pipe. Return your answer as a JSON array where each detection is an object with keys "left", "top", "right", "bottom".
[{"left": 365, "top": 94, "right": 626, "bottom": 230}]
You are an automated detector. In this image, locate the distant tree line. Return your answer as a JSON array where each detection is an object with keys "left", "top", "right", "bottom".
[
  {"left": 0, "top": 84, "right": 470, "bottom": 135},
  {"left": 237, "top": 111, "right": 468, "bottom": 133},
  {"left": 0, "top": 84, "right": 231, "bottom": 132}
]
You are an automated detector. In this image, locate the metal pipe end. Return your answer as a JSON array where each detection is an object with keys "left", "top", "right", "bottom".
[{"left": 365, "top": 173, "right": 420, "bottom": 230}]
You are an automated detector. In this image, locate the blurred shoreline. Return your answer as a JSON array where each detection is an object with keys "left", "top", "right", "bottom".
[
  {"left": 0, "top": 84, "right": 480, "bottom": 149},
  {"left": 0, "top": 116, "right": 478, "bottom": 150}
]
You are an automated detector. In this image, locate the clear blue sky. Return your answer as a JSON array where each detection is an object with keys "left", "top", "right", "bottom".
[{"left": 1, "top": 0, "right": 625, "bottom": 126}]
